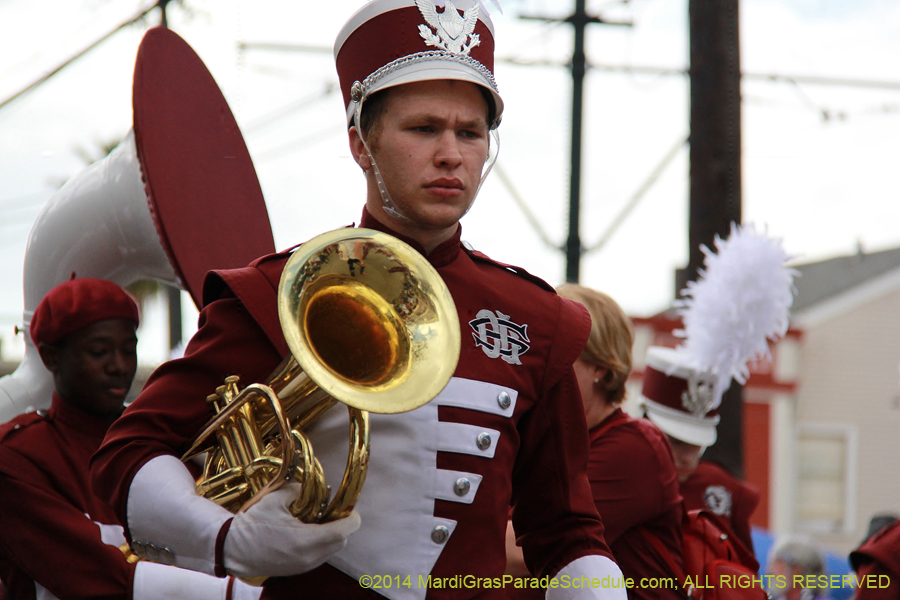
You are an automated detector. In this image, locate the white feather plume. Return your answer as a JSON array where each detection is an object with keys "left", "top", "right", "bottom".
[{"left": 673, "top": 223, "right": 797, "bottom": 411}]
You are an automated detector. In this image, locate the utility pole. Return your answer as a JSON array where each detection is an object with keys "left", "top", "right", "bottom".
[
  {"left": 521, "top": 2, "right": 630, "bottom": 283},
  {"left": 159, "top": 0, "right": 171, "bottom": 27},
  {"left": 680, "top": 0, "right": 744, "bottom": 477},
  {"left": 565, "top": 0, "right": 590, "bottom": 283}
]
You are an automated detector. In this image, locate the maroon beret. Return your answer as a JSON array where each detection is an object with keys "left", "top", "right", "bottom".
[{"left": 30, "top": 278, "right": 140, "bottom": 346}]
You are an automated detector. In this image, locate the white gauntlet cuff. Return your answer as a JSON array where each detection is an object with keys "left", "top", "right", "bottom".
[
  {"left": 133, "top": 561, "right": 262, "bottom": 600},
  {"left": 546, "top": 555, "right": 628, "bottom": 600},
  {"left": 127, "top": 454, "right": 234, "bottom": 576}
]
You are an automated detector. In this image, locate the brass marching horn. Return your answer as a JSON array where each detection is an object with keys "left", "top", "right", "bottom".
[{"left": 182, "top": 228, "right": 460, "bottom": 523}]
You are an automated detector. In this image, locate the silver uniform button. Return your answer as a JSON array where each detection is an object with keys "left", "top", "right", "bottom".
[
  {"left": 145, "top": 543, "right": 159, "bottom": 560},
  {"left": 160, "top": 547, "right": 175, "bottom": 565},
  {"left": 476, "top": 432, "right": 492, "bottom": 451},
  {"left": 431, "top": 526, "right": 450, "bottom": 544},
  {"left": 454, "top": 478, "right": 471, "bottom": 497},
  {"left": 497, "top": 391, "right": 511, "bottom": 409},
  {"left": 131, "top": 541, "right": 145, "bottom": 557},
  {"left": 462, "top": 240, "right": 474, "bottom": 251}
]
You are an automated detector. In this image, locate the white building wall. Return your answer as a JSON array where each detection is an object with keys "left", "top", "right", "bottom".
[{"left": 792, "top": 286, "right": 900, "bottom": 555}]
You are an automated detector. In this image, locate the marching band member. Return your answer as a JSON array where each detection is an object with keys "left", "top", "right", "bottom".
[
  {"left": 850, "top": 518, "right": 900, "bottom": 599},
  {"left": 507, "top": 285, "right": 685, "bottom": 599},
  {"left": 90, "top": 1, "right": 624, "bottom": 598},
  {"left": 0, "top": 278, "right": 261, "bottom": 600},
  {"left": 641, "top": 224, "right": 797, "bottom": 557}
]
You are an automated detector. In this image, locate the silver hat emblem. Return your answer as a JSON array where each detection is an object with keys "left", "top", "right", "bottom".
[
  {"left": 415, "top": 0, "right": 481, "bottom": 56},
  {"left": 681, "top": 370, "right": 717, "bottom": 417}
]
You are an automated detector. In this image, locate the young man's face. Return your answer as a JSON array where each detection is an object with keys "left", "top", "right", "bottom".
[
  {"left": 41, "top": 318, "right": 138, "bottom": 420},
  {"left": 667, "top": 435, "right": 704, "bottom": 483},
  {"left": 354, "top": 79, "right": 490, "bottom": 245}
]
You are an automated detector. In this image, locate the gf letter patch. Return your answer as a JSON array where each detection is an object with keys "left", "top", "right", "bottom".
[{"left": 469, "top": 309, "right": 530, "bottom": 365}]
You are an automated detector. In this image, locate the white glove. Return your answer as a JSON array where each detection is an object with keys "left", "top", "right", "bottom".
[
  {"left": 223, "top": 482, "right": 361, "bottom": 579},
  {"left": 133, "top": 561, "right": 262, "bottom": 600},
  {"left": 545, "top": 555, "right": 628, "bottom": 600}
]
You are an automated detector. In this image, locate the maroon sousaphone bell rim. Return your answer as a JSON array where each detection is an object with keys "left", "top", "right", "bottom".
[{"left": 132, "top": 26, "right": 275, "bottom": 308}]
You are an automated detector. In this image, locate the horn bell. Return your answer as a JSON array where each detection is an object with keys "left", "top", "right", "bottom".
[
  {"left": 185, "top": 227, "right": 460, "bottom": 528},
  {"left": 282, "top": 227, "right": 460, "bottom": 414}
]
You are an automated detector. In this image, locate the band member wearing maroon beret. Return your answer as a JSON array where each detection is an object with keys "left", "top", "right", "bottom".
[
  {"left": 0, "top": 278, "right": 260, "bottom": 599},
  {"left": 91, "top": 1, "right": 624, "bottom": 598},
  {"left": 507, "top": 285, "right": 686, "bottom": 599}
]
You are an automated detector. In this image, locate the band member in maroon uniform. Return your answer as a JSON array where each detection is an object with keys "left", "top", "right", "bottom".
[
  {"left": 91, "top": 2, "right": 623, "bottom": 599},
  {"left": 0, "top": 278, "right": 260, "bottom": 600},
  {"left": 640, "top": 341, "right": 762, "bottom": 557},
  {"left": 850, "top": 519, "right": 900, "bottom": 599},
  {"left": 640, "top": 225, "right": 796, "bottom": 559},
  {"left": 508, "top": 285, "right": 685, "bottom": 599},
  {"left": 640, "top": 345, "right": 761, "bottom": 556}
]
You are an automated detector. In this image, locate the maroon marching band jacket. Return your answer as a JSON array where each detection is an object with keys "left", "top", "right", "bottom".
[
  {"left": 0, "top": 394, "right": 136, "bottom": 599},
  {"left": 586, "top": 410, "right": 686, "bottom": 599},
  {"left": 91, "top": 208, "right": 614, "bottom": 599},
  {"left": 510, "top": 409, "right": 686, "bottom": 600},
  {"left": 850, "top": 520, "right": 900, "bottom": 600},
  {"left": 679, "top": 461, "right": 760, "bottom": 556}
]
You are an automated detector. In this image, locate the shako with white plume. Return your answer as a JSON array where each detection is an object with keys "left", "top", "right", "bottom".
[{"left": 641, "top": 223, "right": 798, "bottom": 447}]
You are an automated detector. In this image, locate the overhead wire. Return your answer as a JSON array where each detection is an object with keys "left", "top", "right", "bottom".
[{"left": 0, "top": 2, "right": 158, "bottom": 112}]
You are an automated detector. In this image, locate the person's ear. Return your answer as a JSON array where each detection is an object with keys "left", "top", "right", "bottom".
[
  {"left": 349, "top": 126, "right": 373, "bottom": 171},
  {"left": 592, "top": 365, "right": 609, "bottom": 384},
  {"left": 37, "top": 342, "right": 60, "bottom": 374}
]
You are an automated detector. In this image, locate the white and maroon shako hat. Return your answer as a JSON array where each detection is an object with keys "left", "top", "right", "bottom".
[
  {"left": 334, "top": 0, "right": 504, "bottom": 129},
  {"left": 641, "top": 346, "right": 721, "bottom": 448}
]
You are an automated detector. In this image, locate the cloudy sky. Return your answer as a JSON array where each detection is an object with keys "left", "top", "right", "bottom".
[{"left": 1, "top": 0, "right": 899, "bottom": 364}]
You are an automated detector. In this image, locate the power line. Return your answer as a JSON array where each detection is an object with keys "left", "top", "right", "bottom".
[
  {"left": 0, "top": 3, "right": 158, "bottom": 113},
  {"left": 585, "top": 134, "right": 688, "bottom": 255},
  {"left": 492, "top": 163, "right": 560, "bottom": 252},
  {"left": 237, "top": 41, "right": 333, "bottom": 55},
  {"left": 234, "top": 42, "right": 900, "bottom": 92},
  {"left": 253, "top": 125, "right": 344, "bottom": 162},
  {"left": 504, "top": 57, "right": 900, "bottom": 91},
  {"left": 243, "top": 83, "right": 337, "bottom": 133}
]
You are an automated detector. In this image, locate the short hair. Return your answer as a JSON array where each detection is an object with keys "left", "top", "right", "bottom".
[
  {"left": 557, "top": 284, "right": 634, "bottom": 405},
  {"left": 769, "top": 534, "right": 826, "bottom": 588},
  {"left": 358, "top": 88, "right": 390, "bottom": 141},
  {"left": 357, "top": 83, "right": 495, "bottom": 143}
]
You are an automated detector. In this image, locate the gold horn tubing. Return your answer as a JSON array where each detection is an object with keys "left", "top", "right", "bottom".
[
  {"left": 186, "top": 228, "right": 462, "bottom": 528},
  {"left": 319, "top": 407, "right": 369, "bottom": 521},
  {"left": 231, "top": 384, "right": 296, "bottom": 513},
  {"left": 289, "top": 430, "right": 329, "bottom": 523},
  {"left": 183, "top": 383, "right": 297, "bottom": 513},
  {"left": 208, "top": 481, "right": 250, "bottom": 507},
  {"left": 250, "top": 361, "right": 335, "bottom": 441}
]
